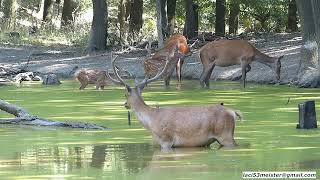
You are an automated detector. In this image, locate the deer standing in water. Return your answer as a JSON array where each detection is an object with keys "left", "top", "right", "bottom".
[
  {"left": 144, "top": 34, "right": 189, "bottom": 87},
  {"left": 108, "top": 50, "right": 243, "bottom": 150},
  {"left": 199, "top": 40, "right": 284, "bottom": 88},
  {"left": 75, "top": 67, "right": 131, "bottom": 90},
  {"left": 75, "top": 69, "right": 109, "bottom": 90}
]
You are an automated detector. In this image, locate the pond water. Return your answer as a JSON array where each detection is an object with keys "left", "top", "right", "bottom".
[{"left": 0, "top": 80, "right": 319, "bottom": 180}]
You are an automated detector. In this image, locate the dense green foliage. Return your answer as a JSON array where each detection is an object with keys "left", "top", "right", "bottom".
[{"left": 0, "top": 0, "right": 297, "bottom": 47}]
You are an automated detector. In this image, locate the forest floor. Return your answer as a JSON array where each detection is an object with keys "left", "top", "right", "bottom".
[{"left": 0, "top": 32, "right": 302, "bottom": 86}]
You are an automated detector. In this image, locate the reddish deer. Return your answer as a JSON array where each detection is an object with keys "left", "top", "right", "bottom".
[
  {"left": 144, "top": 34, "right": 189, "bottom": 87},
  {"left": 108, "top": 51, "right": 243, "bottom": 149},
  {"left": 199, "top": 40, "right": 284, "bottom": 88}
]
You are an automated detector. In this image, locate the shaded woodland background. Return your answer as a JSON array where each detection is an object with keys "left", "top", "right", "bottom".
[
  {"left": 0, "top": 0, "right": 299, "bottom": 48},
  {"left": 0, "top": 0, "right": 319, "bottom": 87}
]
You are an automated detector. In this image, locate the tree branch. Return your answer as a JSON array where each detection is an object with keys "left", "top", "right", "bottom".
[{"left": 0, "top": 99, "right": 106, "bottom": 130}]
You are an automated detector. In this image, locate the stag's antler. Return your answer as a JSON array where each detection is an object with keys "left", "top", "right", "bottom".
[
  {"left": 107, "top": 52, "right": 131, "bottom": 87},
  {"left": 137, "top": 55, "right": 170, "bottom": 90},
  {"left": 109, "top": 49, "right": 177, "bottom": 90}
]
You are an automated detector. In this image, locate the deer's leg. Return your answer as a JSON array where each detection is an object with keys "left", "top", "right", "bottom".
[
  {"left": 79, "top": 82, "right": 88, "bottom": 90},
  {"left": 246, "top": 64, "right": 251, "bottom": 73},
  {"left": 241, "top": 62, "right": 249, "bottom": 88},
  {"left": 164, "top": 78, "right": 170, "bottom": 86},
  {"left": 205, "top": 64, "right": 215, "bottom": 87},
  {"left": 164, "top": 64, "right": 176, "bottom": 87},
  {"left": 217, "top": 134, "right": 237, "bottom": 147},
  {"left": 200, "top": 64, "right": 213, "bottom": 87},
  {"left": 219, "top": 138, "right": 237, "bottom": 147},
  {"left": 176, "top": 58, "right": 184, "bottom": 86}
]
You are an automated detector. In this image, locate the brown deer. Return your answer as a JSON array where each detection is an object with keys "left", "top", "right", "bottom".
[
  {"left": 199, "top": 40, "right": 284, "bottom": 88},
  {"left": 75, "top": 69, "right": 109, "bottom": 90},
  {"left": 108, "top": 51, "right": 243, "bottom": 150},
  {"left": 144, "top": 34, "right": 189, "bottom": 87},
  {"left": 75, "top": 66, "right": 132, "bottom": 90}
]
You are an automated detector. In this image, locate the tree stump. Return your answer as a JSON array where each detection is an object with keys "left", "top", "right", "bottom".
[
  {"left": 297, "top": 100, "right": 318, "bottom": 129},
  {"left": 42, "top": 74, "right": 61, "bottom": 85}
]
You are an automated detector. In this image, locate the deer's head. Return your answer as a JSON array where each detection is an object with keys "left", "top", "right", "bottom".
[{"left": 107, "top": 49, "right": 181, "bottom": 110}]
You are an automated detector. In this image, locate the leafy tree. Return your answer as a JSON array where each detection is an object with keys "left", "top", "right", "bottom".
[
  {"left": 215, "top": 0, "right": 226, "bottom": 35},
  {"left": 296, "top": 0, "right": 320, "bottom": 87},
  {"left": 156, "top": 0, "right": 165, "bottom": 47},
  {"left": 87, "top": 0, "right": 108, "bottom": 53},
  {"left": 43, "top": 0, "right": 53, "bottom": 22},
  {"left": 61, "top": 0, "right": 77, "bottom": 27},
  {"left": 167, "top": 0, "right": 176, "bottom": 35},
  {"left": 184, "top": 0, "right": 198, "bottom": 39},
  {"left": 2, "top": 0, "right": 17, "bottom": 30},
  {"left": 229, "top": 0, "right": 240, "bottom": 34},
  {"left": 241, "top": 0, "right": 287, "bottom": 32},
  {"left": 287, "top": 0, "right": 298, "bottom": 32},
  {"left": 129, "top": 0, "right": 143, "bottom": 41}
]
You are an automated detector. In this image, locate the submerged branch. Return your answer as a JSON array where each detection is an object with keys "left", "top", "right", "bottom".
[{"left": 0, "top": 99, "right": 106, "bottom": 130}]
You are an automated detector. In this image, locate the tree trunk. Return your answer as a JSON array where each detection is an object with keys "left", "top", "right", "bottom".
[
  {"left": 228, "top": 0, "right": 239, "bottom": 35},
  {"left": 296, "top": 0, "right": 316, "bottom": 70},
  {"left": 43, "top": 0, "right": 53, "bottom": 22},
  {"left": 167, "top": 0, "right": 176, "bottom": 36},
  {"left": 129, "top": 0, "right": 143, "bottom": 42},
  {"left": 118, "top": 0, "right": 130, "bottom": 45},
  {"left": 311, "top": 0, "right": 320, "bottom": 45},
  {"left": 160, "top": 0, "right": 168, "bottom": 38},
  {"left": 311, "top": 0, "right": 320, "bottom": 83},
  {"left": 2, "top": 0, "right": 17, "bottom": 30},
  {"left": 61, "top": 0, "right": 76, "bottom": 27},
  {"left": 215, "top": 0, "right": 226, "bottom": 36},
  {"left": 156, "top": 0, "right": 165, "bottom": 48},
  {"left": 287, "top": 0, "right": 298, "bottom": 32},
  {"left": 87, "top": 0, "right": 107, "bottom": 54},
  {"left": 184, "top": 0, "right": 198, "bottom": 39},
  {"left": 296, "top": 0, "right": 319, "bottom": 87}
]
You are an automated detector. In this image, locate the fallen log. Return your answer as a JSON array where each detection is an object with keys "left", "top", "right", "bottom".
[{"left": 0, "top": 99, "right": 107, "bottom": 130}]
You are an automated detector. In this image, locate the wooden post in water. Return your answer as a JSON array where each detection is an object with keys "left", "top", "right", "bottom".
[
  {"left": 297, "top": 100, "right": 318, "bottom": 129},
  {"left": 128, "top": 111, "right": 131, "bottom": 126}
]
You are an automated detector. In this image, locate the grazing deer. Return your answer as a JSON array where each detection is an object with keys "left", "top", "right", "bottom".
[
  {"left": 108, "top": 51, "right": 243, "bottom": 150},
  {"left": 199, "top": 40, "right": 284, "bottom": 88},
  {"left": 144, "top": 34, "right": 189, "bottom": 87}
]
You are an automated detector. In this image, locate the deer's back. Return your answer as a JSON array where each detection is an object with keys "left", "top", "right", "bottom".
[
  {"left": 148, "top": 104, "right": 236, "bottom": 147},
  {"left": 144, "top": 53, "right": 179, "bottom": 77},
  {"left": 151, "top": 105, "right": 235, "bottom": 134},
  {"left": 75, "top": 69, "right": 107, "bottom": 84},
  {"left": 200, "top": 40, "right": 256, "bottom": 66}
]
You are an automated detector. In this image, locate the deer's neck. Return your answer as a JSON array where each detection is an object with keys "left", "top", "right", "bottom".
[
  {"left": 254, "top": 48, "right": 276, "bottom": 67},
  {"left": 131, "top": 97, "right": 153, "bottom": 130}
]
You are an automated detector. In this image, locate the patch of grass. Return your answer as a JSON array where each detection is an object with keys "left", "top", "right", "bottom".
[{"left": 0, "top": 23, "right": 91, "bottom": 47}]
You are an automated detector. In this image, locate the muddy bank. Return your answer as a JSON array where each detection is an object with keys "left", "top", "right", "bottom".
[{"left": 0, "top": 33, "right": 302, "bottom": 85}]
